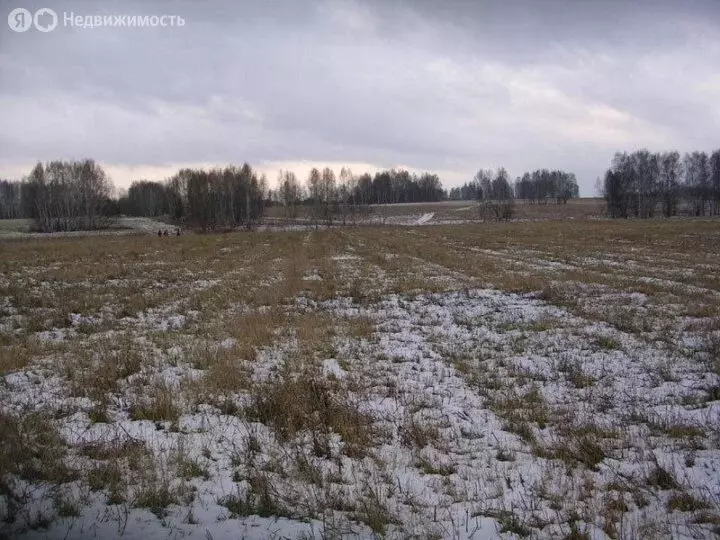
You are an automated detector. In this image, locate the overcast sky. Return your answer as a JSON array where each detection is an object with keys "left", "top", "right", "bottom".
[{"left": 1, "top": 0, "right": 718, "bottom": 195}]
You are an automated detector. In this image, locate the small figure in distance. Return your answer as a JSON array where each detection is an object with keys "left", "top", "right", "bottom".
[
  {"left": 176, "top": 228, "right": 181, "bottom": 236},
  {"left": 157, "top": 229, "right": 162, "bottom": 238},
  {"left": 163, "top": 229, "right": 169, "bottom": 237}
]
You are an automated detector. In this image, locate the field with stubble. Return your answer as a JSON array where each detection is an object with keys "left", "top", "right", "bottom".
[
  {"left": 262, "top": 198, "right": 607, "bottom": 226},
  {"left": 1, "top": 219, "right": 719, "bottom": 539}
]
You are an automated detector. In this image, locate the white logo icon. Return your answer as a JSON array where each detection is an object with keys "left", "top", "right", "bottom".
[
  {"left": 8, "top": 8, "right": 32, "bottom": 32},
  {"left": 33, "top": 8, "right": 57, "bottom": 32},
  {"left": 8, "top": 7, "right": 58, "bottom": 32}
]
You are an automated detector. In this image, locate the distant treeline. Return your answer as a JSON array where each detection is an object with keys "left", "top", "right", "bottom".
[
  {"left": 126, "top": 165, "right": 266, "bottom": 231},
  {"left": 0, "top": 160, "right": 114, "bottom": 232},
  {"left": 602, "top": 150, "right": 720, "bottom": 218},
  {"left": 449, "top": 169, "right": 579, "bottom": 204},
  {"left": 0, "top": 161, "right": 451, "bottom": 231},
  {"left": 0, "top": 180, "right": 22, "bottom": 220},
  {"left": 12, "top": 151, "right": 719, "bottom": 231},
  {"left": 0, "top": 160, "right": 581, "bottom": 230},
  {"left": 122, "top": 166, "right": 445, "bottom": 227}
]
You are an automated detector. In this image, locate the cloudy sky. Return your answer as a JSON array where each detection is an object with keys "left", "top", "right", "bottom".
[{"left": 1, "top": 0, "right": 718, "bottom": 195}]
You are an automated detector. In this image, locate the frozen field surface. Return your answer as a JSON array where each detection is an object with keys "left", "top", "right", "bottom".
[{"left": 1, "top": 220, "right": 719, "bottom": 539}]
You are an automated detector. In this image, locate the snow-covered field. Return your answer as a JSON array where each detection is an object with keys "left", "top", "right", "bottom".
[{"left": 1, "top": 220, "right": 719, "bottom": 539}]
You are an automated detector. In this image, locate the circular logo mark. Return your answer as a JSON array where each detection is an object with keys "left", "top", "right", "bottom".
[
  {"left": 8, "top": 7, "right": 32, "bottom": 32},
  {"left": 33, "top": 8, "right": 57, "bottom": 32}
]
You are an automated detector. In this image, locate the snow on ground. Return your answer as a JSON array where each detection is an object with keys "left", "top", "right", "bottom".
[
  {"left": 120, "top": 217, "right": 177, "bottom": 236},
  {"left": 415, "top": 213, "right": 435, "bottom": 225},
  {"left": 258, "top": 214, "right": 463, "bottom": 230},
  {"left": 2, "top": 286, "right": 719, "bottom": 539},
  {"left": 2, "top": 224, "right": 720, "bottom": 539}
]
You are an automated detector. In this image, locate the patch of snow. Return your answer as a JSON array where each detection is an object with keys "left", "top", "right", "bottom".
[{"left": 415, "top": 212, "right": 435, "bottom": 225}]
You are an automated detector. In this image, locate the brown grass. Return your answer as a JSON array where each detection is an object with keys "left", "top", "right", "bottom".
[
  {"left": 128, "top": 379, "right": 181, "bottom": 424},
  {"left": 247, "top": 368, "right": 375, "bottom": 457},
  {"left": 1, "top": 214, "right": 719, "bottom": 535},
  {"left": 0, "top": 341, "right": 35, "bottom": 375}
]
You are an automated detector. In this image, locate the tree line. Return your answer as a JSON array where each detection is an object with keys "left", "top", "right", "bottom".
[
  {"left": 14, "top": 151, "right": 720, "bottom": 231},
  {"left": 271, "top": 167, "right": 445, "bottom": 224},
  {"left": 120, "top": 166, "right": 446, "bottom": 227},
  {"left": 446, "top": 168, "right": 519, "bottom": 220},
  {"left": 602, "top": 149, "right": 720, "bottom": 218},
  {"left": 130, "top": 165, "right": 268, "bottom": 231},
  {"left": 514, "top": 170, "right": 579, "bottom": 204},
  {"left": 0, "top": 161, "right": 455, "bottom": 231},
  {"left": 448, "top": 168, "right": 580, "bottom": 207},
  {"left": 1, "top": 160, "right": 582, "bottom": 230},
  {"left": 0, "top": 180, "right": 22, "bottom": 220},
  {"left": 0, "top": 160, "right": 113, "bottom": 232}
]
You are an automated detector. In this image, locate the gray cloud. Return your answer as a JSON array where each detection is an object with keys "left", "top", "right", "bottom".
[{"left": 1, "top": 0, "right": 718, "bottom": 193}]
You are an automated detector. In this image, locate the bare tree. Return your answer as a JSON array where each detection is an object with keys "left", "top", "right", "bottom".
[
  {"left": 307, "top": 168, "right": 322, "bottom": 228},
  {"left": 320, "top": 167, "right": 337, "bottom": 225},
  {"left": 710, "top": 149, "right": 720, "bottom": 215},
  {"left": 684, "top": 152, "right": 710, "bottom": 216},
  {"left": 603, "top": 149, "right": 720, "bottom": 219},
  {"left": 473, "top": 168, "right": 514, "bottom": 221},
  {"left": 338, "top": 167, "right": 353, "bottom": 224},
  {"left": 659, "top": 151, "right": 681, "bottom": 217},
  {"left": 278, "top": 170, "right": 302, "bottom": 221},
  {"left": 489, "top": 168, "right": 515, "bottom": 221},
  {"left": 0, "top": 180, "right": 22, "bottom": 219},
  {"left": 634, "top": 150, "right": 660, "bottom": 218},
  {"left": 22, "top": 160, "right": 112, "bottom": 232},
  {"left": 180, "top": 165, "right": 264, "bottom": 231}
]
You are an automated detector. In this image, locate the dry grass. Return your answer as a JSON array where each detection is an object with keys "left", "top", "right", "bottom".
[
  {"left": 1, "top": 216, "right": 719, "bottom": 537},
  {"left": 262, "top": 198, "right": 607, "bottom": 223},
  {"left": 128, "top": 379, "right": 181, "bottom": 424},
  {"left": 218, "top": 472, "right": 292, "bottom": 519},
  {"left": 0, "top": 341, "right": 35, "bottom": 375},
  {"left": 0, "top": 410, "right": 77, "bottom": 528},
  {"left": 0, "top": 411, "right": 74, "bottom": 485},
  {"left": 247, "top": 367, "right": 374, "bottom": 458},
  {"left": 83, "top": 438, "right": 150, "bottom": 504}
]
